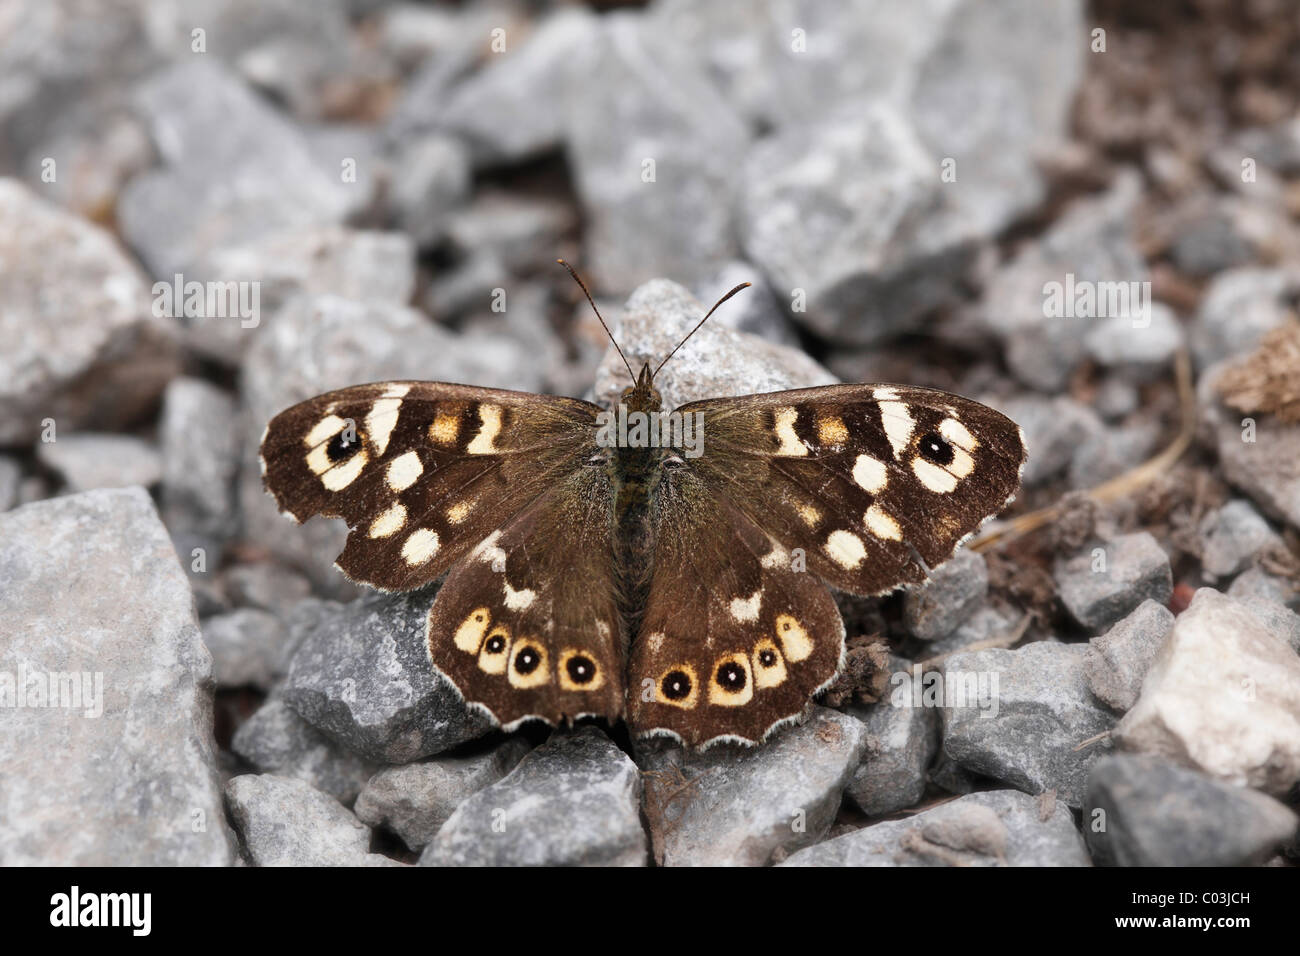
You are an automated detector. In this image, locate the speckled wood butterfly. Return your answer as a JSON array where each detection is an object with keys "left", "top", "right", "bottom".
[{"left": 260, "top": 264, "right": 1026, "bottom": 748}]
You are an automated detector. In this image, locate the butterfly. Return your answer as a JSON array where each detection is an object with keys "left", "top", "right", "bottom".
[{"left": 259, "top": 262, "right": 1027, "bottom": 748}]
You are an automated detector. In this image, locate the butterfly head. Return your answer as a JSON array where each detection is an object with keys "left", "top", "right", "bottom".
[{"left": 621, "top": 362, "right": 663, "bottom": 414}]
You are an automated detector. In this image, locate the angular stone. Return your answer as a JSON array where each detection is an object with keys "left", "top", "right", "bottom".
[
  {"left": 1084, "top": 754, "right": 1298, "bottom": 867},
  {"left": 355, "top": 738, "right": 532, "bottom": 850},
  {"left": 0, "top": 457, "right": 20, "bottom": 511},
  {"left": 0, "top": 179, "right": 179, "bottom": 444},
  {"left": 636, "top": 708, "right": 869, "bottom": 866},
  {"left": 1201, "top": 368, "right": 1300, "bottom": 532},
  {"left": 1083, "top": 600, "right": 1174, "bottom": 712},
  {"left": 1054, "top": 532, "right": 1173, "bottom": 633},
  {"left": 35, "top": 434, "right": 161, "bottom": 493},
  {"left": 225, "top": 774, "right": 399, "bottom": 867},
  {"left": 387, "top": 134, "right": 471, "bottom": 247},
  {"left": 982, "top": 172, "right": 1147, "bottom": 392},
  {"left": 0, "top": 487, "right": 234, "bottom": 865},
  {"left": 1192, "top": 267, "right": 1300, "bottom": 370},
  {"left": 444, "top": 193, "right": 577, "bottom": 273},
  {"left": 656, "top": 0, "right": 1082, "bottom": 237},
  {"left": 593, "top": 279, "right": 836, "bottom": 414},
  {"left": 119, "top": 60, "right": 351, "bottom": 279},
  {"left": 421, "top": 727, "right": 646, "bottom": 867},
  {"left": 191, "top": 227, "right": 417, "bottom": 365},
  {"left": 221, "top": 561, "right": 313, "bottom": 615},
  {"left": 1114, "top": 588, "right": 1300, "bottom": 796},
  {"left": 201, "top": 608, "right": 291, "bottom": 691},
  {"left": 231, "top": 696, "right": 378, "bottom": 806},
  {"left": 159, "top": 377, "right": 239, "bottom": 543},
  {"left": 844, "top": 659, "right": 941, "bottom": 817},
  {"left": 434, "top": 7, "right": 601, "bottom": 166},
  {"left": 741, "top": 103, "right": 979, "bottom": 346},
  {"left": 781, "top": 789, "right": 1090, "bottom": 867},
  {"left": 281, "top": 589, "right": 490, "bottom": 763},
  {"left": 566, "top": 14, "right": 749, "bottom": 293},
  {"left": 903, "top": 549, "right": 989, "bottom": 642},
  {"left": 990, "top": 395, "right": 1101, "bottom": 489},
  {"left": 940, "top": 642, "right": 1117, "bottom": 806},
  {"left": 1199, "top": 499, "right": 1281, "bottom": 581}
]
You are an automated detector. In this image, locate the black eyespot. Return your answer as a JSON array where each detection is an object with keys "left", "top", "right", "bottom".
[
  {"left": 485, "top": 634, "right": 506, "bottom": 654},
  {"left": 514, "top": 646, "right": 540, "bottom": 675},
  {"left": 758, "top": 649, "right": 777, "bottom": 668},
  {"left": 918, "top": 431, "right": 954, "bottom": 466},
  {"left": 326, "top": 428, "right": 362, "bottom": 462},
  {"left": 715, "top": 661, "right": 747, "bottom": 692},
  {"left": 661, "top": 670, "right": 692, "bottom": 701},
  {"left": 566, "top": 655, "right": 596, "bottom": 684}
]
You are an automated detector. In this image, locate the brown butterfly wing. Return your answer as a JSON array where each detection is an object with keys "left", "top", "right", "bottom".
[
  {"left": 424, "top": 466, "right": 625, "bottom": 729},
  {"left": 259, "top": 381, "right": 601, "bottom": 592}
]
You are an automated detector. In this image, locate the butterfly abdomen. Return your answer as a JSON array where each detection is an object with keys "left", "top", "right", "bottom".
[{"left": 611, "top": 444, "right": 662, "bottom": 637}]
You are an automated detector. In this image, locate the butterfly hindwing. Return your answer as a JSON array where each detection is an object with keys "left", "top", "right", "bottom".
[
  {"left": 259, "top": 381, "right": 601, "bottom": 591},
  {"left": 425, "top": 467, "right": 625, "bottom": 729},
  {"left": 628, "top": 485, "right": 845, "bottom": 747},
  {"left": 676, "top": 383, "right": 1027, "bottom": 596}
]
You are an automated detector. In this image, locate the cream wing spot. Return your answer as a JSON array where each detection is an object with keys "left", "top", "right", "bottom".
[
  {"left": 478, "top": 627, "right": 511, "bottom": 674},
  {"left": 825, "top": 529, "right": 867, "bottom": 570},
  {"left": 386, "top": 451, "right": 423, "bottom": 492},
  {"left": 305, "top": 442, "right": 333, "bottom": 476},
  {"left": 939, "top": 416, "right": 977, "bottom": 451},
  {"left": 365, "top": 398, "right": 402, "bottom": 455},
  {"left": 558, "top": 648, "right": 605, "bottom": 692},
  {"left": 400, "top": 528, "right": 440, "bottom": 565},
  {"left": 304, "top": 414, "right": 347, "bottom": 448},
  {"left": 864, "top": 503, "right": 903, "bottom": 541},
  {"left": 472, "top": 530, "right": 507, "bottom": 567},
  {"left": 453, "top": 608, "right": 491, "bottom": 654},
  {"left": 467, "top": 404, "right": 503, "bottom": 455},
  {"left": 446, "top": 499, "right": 475, "bottom": 524},
  {"left": 776, "top": 614, "right": 814, "bottom": 662},
  {"left": 503, "top": 581, "right": 536, "bottom": 611},
  {"left": 816, "top": 415, "right": 849, "bottom": 446},
  {"left": 852, "top": 454, "right": 888, "bottom": 493},
  {"left": 708, "top": 653, "right": 753, "bottom": 706},
  {"left": 797, "top": 502, "right": 821, "bottom": 527},
  {"left": 321, "top": 451, "right": 368, "bottom": 491},
  {"left": 367, "top": 502, "right": 407, "bottom": 538},
  {"left": 879, "top": 401, "right": 915, "bottom": 461},
  {"left": 508, "top": 639, "right": 549, "bottom": 689},
  {"left": 429, "top": 412, "right": 460, "bottom": 446},
  {"left": 873, "top": 387, "right": 901, "bottom": 400},
  {"left": 729, "top": 590, "right": 762, "bottom": 623},
  {"left": 752, "top": 638, "right": 788, "bottom": 689},
  {"left": 773, "top": 407, "right": 808, "bottom": 456},
  {"left": 912, "top": 457, "right": 959, "bottom": 493}
]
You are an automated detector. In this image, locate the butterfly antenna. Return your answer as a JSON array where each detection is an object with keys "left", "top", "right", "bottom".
[
  {"left": 652, "top": 281, "right": 751, "bottom": 379},
  {"left": 557, "top": 259, "right": 635, "bottom": 382}
]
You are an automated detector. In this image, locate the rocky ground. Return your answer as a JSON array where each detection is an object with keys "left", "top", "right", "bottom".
[{"left": 1, "top": 0, "right": 1299, "bottom": 866}]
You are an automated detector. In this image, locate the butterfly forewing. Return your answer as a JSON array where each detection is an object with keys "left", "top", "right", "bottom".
[
  {"left": 677, "top": 384, "right": 1027, "bottom": 596},
  {"left": 259, "top": 381, "right": 602, "bottom": 591}
]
